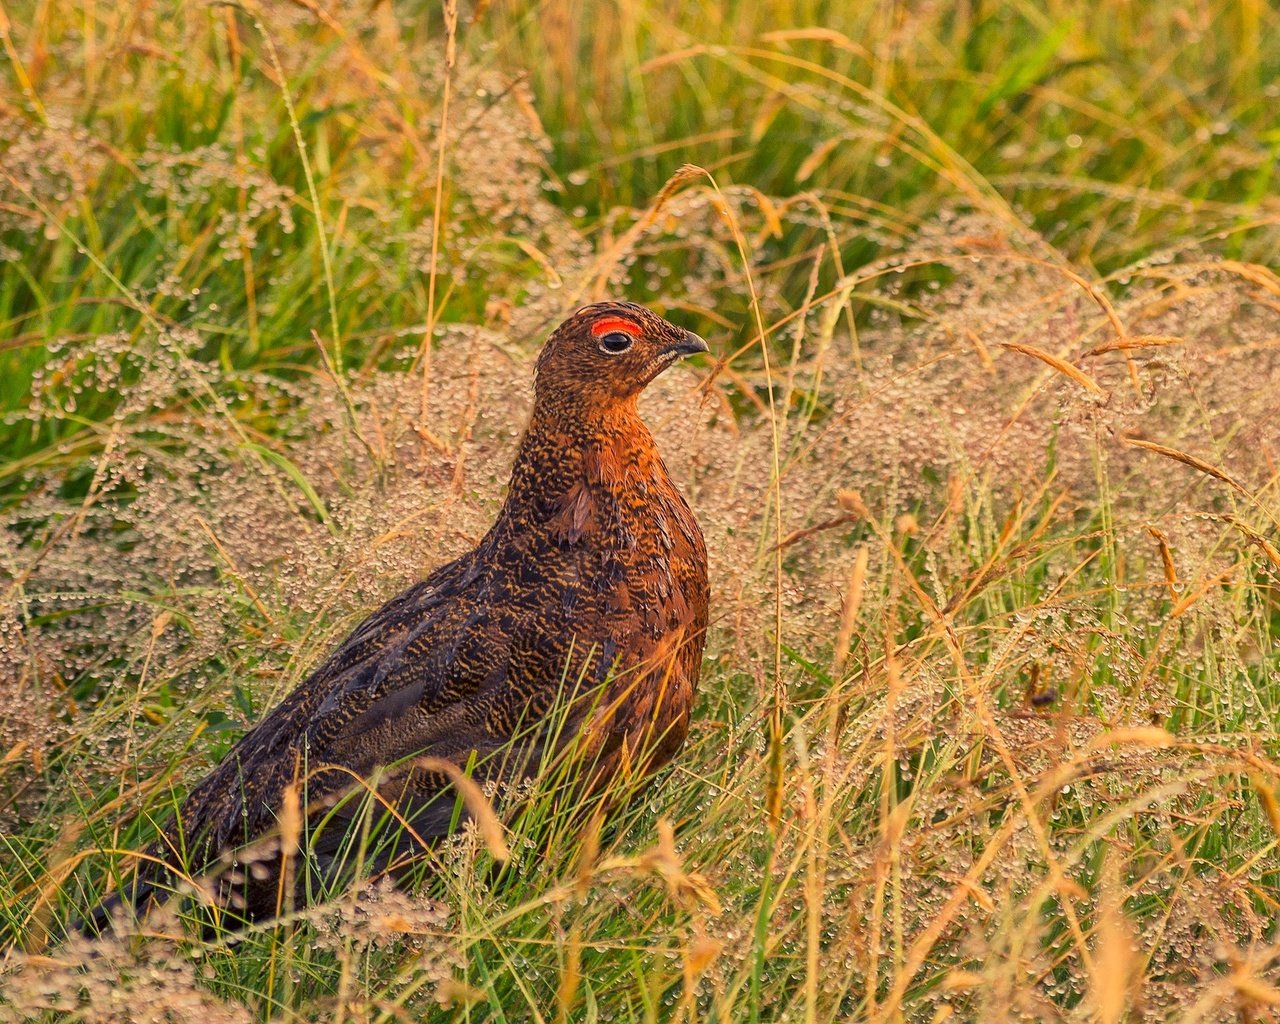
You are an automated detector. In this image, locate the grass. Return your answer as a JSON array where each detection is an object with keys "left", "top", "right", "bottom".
[{"left": 3, "top": 0, "right": 1280, "bottom": 1020}]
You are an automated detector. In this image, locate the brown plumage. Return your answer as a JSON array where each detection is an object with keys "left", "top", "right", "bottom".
[{"left": 86, "top": 300, "right": 709, "bottom": 928}]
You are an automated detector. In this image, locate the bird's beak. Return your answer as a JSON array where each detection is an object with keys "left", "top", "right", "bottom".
[{"left": 662, "top": 331, "right": 710, "bottom": 358}]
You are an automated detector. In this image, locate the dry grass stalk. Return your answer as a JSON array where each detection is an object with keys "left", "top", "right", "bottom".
[
  {"left": 832, "top": 545, "right": 870, "bottom": 672},
  {"left": 1089, "top": 855, "right": 1138, "bottom": 1024},
  {"left": 999, "top": 341, "right": 1105, "bottom": 395},
  {"left": 1145, "top": 525, "right": 1179, "bottom": 597},
  {"left": 413, "top": 757, "right": 510, "bottom": 861},
  {"left": 1226, "top": 516, "right": 1280, "bottom": 571},
  {"left": 1082, "top": 334, "right": 1183, "bottom": 356},
  {"left": 1125, "top": 438, "right": 1253, "bottom": 499}
]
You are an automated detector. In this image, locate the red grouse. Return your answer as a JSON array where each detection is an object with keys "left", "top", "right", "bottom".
[{"left": 85, "top": 301, "right": 710, "bottom": 928}]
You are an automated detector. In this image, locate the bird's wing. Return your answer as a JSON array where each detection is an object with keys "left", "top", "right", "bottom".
[{"left": 167, "top": 550, "right": 504, "bottom": 863}]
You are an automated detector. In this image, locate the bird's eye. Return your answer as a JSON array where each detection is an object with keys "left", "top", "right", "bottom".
[{"left": 598, "top": 331, "right": 634, "bottom": 354}]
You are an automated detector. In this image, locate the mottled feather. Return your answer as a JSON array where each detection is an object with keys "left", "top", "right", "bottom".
[{"left": 85, "top": 301, "right": 710, "bottom": 928}]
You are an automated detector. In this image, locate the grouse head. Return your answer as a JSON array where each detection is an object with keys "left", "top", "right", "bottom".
[{"left": 534, "top": 301, "right": 708, "bottom": 409}]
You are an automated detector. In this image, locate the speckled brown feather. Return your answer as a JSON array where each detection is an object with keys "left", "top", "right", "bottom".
[{"left": 87, "top": 301, "right": 709, "bottom": 927}]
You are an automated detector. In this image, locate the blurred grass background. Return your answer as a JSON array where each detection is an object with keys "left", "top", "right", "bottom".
[
  {"left": 3, "top": 1, "right": 1280, "bottom": 1021},
  {"left": 4, "top": 0, "right": 1278, "bottom": 460}
]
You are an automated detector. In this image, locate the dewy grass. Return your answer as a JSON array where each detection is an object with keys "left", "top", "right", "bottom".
[{"left": 2, "top": 1, "right": 1280, "bottom": 1021}]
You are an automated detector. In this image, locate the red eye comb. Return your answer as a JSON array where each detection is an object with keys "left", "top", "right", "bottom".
[{"left": 590, "top": 317, "right": 642, "bottom": 337}]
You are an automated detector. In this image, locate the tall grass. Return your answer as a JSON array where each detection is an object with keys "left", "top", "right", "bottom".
[{"left": 2, "top": 1, "right": 1280, "bottom": 1021}]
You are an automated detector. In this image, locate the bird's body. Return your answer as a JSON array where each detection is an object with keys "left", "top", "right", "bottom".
[{"left": 89, "top": 301, "right": 709, "bottom": 927}]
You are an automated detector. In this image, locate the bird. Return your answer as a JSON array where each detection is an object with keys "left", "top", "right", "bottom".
[{"left": 81, "top": 300, "right": 710, "bottom": 931}]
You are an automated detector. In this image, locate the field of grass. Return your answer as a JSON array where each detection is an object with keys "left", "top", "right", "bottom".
[{"left": 3, "top": 0, "right": 1280, "bottom": 1020}]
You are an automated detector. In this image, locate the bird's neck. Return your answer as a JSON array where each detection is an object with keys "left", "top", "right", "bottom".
[{"left": 505, "top": 396, "right": 659, "bottom": 505}]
